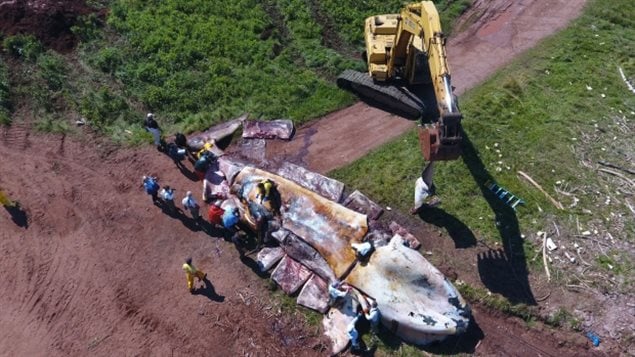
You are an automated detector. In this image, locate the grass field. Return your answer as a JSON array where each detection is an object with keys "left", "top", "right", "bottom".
[{"left": 331, "top": 0, "right": 634, "bottom": 289}]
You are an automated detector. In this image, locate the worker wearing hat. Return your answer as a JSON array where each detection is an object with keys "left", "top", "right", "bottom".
[
  {"left": 181, "top": 191, "right": 200, "bottom": 220},
  {"left": 144, "top": 112, "right": 163, "bottom": 150},
  {"left": 182, "top": 257, "right": 206, "bottom": 293}
]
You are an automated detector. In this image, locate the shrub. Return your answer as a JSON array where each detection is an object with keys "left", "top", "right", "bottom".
[
  {"left": 2, "top": 35, "right": 43, "bottom": 61},
  {"left": 37, "top": 52, "right": 68, "bottom": 91},
  {"left": 79, "top": 87, "right": 133, "bottom": 128},
  {"left": 71, "top": 13, "right": 104, "bottom": 42}
]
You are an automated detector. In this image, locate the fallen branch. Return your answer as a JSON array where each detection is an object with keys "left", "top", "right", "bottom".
[
  {"left": 574, "top": 234, "right": 611, "bottom": 247},
  {"left": 618, "top": 66, "right": 635, "bottom": 94},
  {"left": 598, "top": 160, "right": 635, "bottom": 176},
  {"left": 542, "top": 233, "right": 551, "bottom": 282},
  {"left": 625, "top": 198, "right": 635, "bottom": 215},
  {"left": 518, "top": 171, "right": 564, "bottom": 210},
  {"left": 536, "top": 290, "right": 551, "bottom": 302},
  {"left": 598, "top": 168, "right": 635, "bottom": 187}
]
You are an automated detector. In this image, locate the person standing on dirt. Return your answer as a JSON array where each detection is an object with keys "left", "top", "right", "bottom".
[
  {"left": 160, "top": 185, "right": 176, "bottom": 215},
  {"left": 246, "top": 200, "right": 271, "bottom": 247},
  {"left": 144, "top": 113, "right": 163, "bottom": 151},
  {"left": 142, "top": 175, "right": 160, "bottom": 203},
  {"left": 182, "top": 191, "right": 201, "bottom": 220},
  {"left": 208, "top": 200, "right": 225, "bottom": 228},
  {"left": 193, "top": 151, "right": 214, "bottom": 181},
  {"left": 174, "top": 132, "right": 188, "bottom": 150},
  {"left": 0, "top": 188, "right": 15, "bottom": 207},
  {"left": 182, "top": 257, "right": 207, "bottom": 293}
]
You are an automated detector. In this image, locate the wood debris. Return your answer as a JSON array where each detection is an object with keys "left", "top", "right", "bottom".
[{"left": 517, "top": 171, "right": 564, "bottom": 210}]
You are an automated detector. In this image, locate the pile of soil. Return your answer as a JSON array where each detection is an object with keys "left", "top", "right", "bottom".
[{"left": 0, "top": 0, "right": 97, "bottom": 52}]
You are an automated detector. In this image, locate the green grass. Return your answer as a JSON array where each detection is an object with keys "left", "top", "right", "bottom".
[
  {"left": 331, "top": 0, "right": 634, "bottom": 275},
  {"left": 0, "top": 57, "right": 11, "bottom": 125},
  {"left": 99, "top": 0, "right": 354, "bottom": 129}
]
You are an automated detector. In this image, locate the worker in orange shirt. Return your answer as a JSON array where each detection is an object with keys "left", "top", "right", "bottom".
[{"left": 182, "top": 257, "right": 207, "bottom": 293}]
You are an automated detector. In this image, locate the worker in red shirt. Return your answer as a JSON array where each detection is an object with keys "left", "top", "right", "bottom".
[{"left": 208, "top": 200, "right": 225, "bottom": 228}]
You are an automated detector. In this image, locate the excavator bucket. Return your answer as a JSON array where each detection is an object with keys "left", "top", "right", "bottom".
[{"left": 419, "top": 112, "right": 462, "bottom": 161}]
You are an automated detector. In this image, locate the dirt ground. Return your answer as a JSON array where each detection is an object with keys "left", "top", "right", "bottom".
[
  {"left": 2, "top": 0, "right": 623, "bottom": 356},
  {"left": 0, "top": 123, "right": 327, "bottom": 356}
]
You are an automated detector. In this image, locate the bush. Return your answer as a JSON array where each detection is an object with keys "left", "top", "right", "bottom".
[
  {"left": 37, "top": 52, "right": 68, "bottom": 91},
  {"left": 71, "top": 13, "right": 104, "bottom": 42},
  {"left": 2, "top": 35, "right": 43, "bottom": 62},
  {"left": 91, "top": 47, "right": 123, "bottom": 75},
  {"left": 79, "top": 87, "right": 133, "bottom": 128}
]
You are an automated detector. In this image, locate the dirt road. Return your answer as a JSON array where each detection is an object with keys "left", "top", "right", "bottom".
[{"left": 267, "top": 0, "right": 588, "bottom": 174}]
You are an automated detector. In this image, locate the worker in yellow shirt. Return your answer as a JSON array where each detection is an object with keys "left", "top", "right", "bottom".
[
  {"left": 182, "top": 257, "right": 207, "bottom": 293},
  {"left": 0, "top": 189, "right": 15, "bottom": 207},
  {"left": 196, "top": 141, "right": 215, "bottom": 159},
  {"left": 256, "top": 179, "right": 273, "bottom": 202}
]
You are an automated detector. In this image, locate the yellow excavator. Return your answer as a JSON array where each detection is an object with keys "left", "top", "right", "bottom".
[{"left": 337, "top": 1, "right": 462, "bottom": 161}]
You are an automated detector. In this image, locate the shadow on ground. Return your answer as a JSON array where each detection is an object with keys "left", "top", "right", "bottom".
[
  {"left": 416, "top": 206, "right": 477, "bottom": 248},
  {"left": 193, "top": 277, "right": 225, "bottom": 302},
  {"left": 4, "top": 203, "right": 28, "bottom": 228},
  {"left": 461, "top": 132, "right": 536, "bottom": 305},
  {"left": 413, "top": 130, "right": 535, "bottom": 304}
]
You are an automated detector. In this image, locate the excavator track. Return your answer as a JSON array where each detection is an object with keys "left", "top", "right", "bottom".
[{"left": 336, "top": 70, "right": 424, "bottom": 119}]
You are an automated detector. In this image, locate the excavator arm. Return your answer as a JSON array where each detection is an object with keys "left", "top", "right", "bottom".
[{"left": 337, "top": 1, "right": 462, "bottom": 161}]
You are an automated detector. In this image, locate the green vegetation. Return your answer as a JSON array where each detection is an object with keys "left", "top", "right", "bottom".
[
  {"left": 321, "top": 0, "right": 472, "bottom": 48},
  {"left": 0, "top": 58, "right": 10, "bottom": 125},
  {"left": 332, "top": 0, "right": 635, "bottom": 246},
  {"left": 457, "top": 282, "right": 532, "bottom": 320},
  {"left": 275, "top": 0, "right": 365, "bottom": 77},
  {"left": 0, "top": 0, "right": 470, "bottom": 140},
  {"left": 545, "top": 307, "right": 582, "bottom": 331},
  {"left": 98, "top": 0, "right": 353, "bottom": 131},
  {"left": 2, "top": 34, "right": 43, "bottom": 62}
]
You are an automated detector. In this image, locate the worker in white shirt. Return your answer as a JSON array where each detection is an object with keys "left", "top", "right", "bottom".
[{"left": 182, "top": 191, "right": 200, "bottom": 220}]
